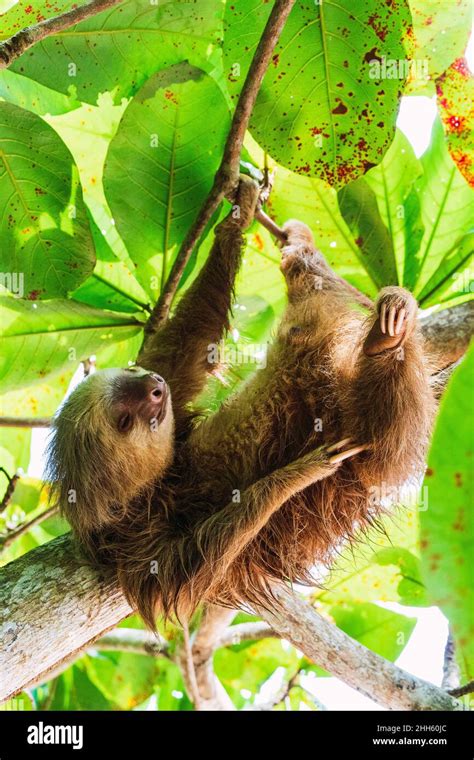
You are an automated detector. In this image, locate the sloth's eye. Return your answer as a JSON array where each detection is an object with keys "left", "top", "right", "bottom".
[{"left": 118, "top": 413, "right": 133, "bottom": 433}]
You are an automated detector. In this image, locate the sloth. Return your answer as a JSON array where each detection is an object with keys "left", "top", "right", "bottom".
[{"left": 46, "top": 176, "right": 435, "bottom": 628}]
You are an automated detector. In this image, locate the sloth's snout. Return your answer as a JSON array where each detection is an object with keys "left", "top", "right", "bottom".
[{"left": 145, "top": 374, "right": 166, "bottom": 406}]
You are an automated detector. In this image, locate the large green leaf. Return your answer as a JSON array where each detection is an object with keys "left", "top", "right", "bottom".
[
  {"left": 7, "top": 0, "right": 223, "bottom": 105},
  {"left": 268, "top": 162, "right": 377, "bottom": 298},
  {"left": 337, "top": 121, "right": 474, "bottom": 298},
  {"left": 85, "top": 652, "right": 160, "bottom": 710},
  {"left": 417, "top": 230, "right": 473, "bottom": 307},
  {"left": 224, "top": 0, "right": 411, "bottom": 187},
  {"left": 436, "top": 58, "right": 474, "bottom": 189},
  {"left": 363, "top": 130, "right": 424, "bottom": 286},
  {"left": 413, "top": 118, "right": 474, "bottom": 298},
  {"left": 420, "top": 347, "right": 474, "bottom": 679},
  {"left": 408, "top": 0, "right": 472, "bottom": 88},
  {"left": 0, "top": 102, "right": 95, "bottom": 298},
  {"left": 338, "top": 130, "right": 425, "bottom": 289},
  {"left": 104, "top": 64, "right": 230, "bottom": 298},
  {"left": 330, "top": 601, "right": 416, "bottom": 661},
  {"left": 0, "top": 295, "right": 143, "bottom": 391},
  {"left": 0, "top": 69, "right": 80, "bottom": 116},
  {"left": 73, "top": 215, "right": 151, "bottom": 314},
  {"left": 323, "top": 506, "right": 428, "bottom": 607}
]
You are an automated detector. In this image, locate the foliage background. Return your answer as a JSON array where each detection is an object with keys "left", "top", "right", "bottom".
[{"left": 0, "top": 0, "right": 472, "bottom": 710}]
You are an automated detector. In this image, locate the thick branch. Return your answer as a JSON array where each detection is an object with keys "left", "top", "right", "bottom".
[
  {"left": 0, "top": 534, "right": 131, "bottom": 702},
  {"left": 255, "top": 584, "right": 463, "bottom": 711},
  {"left": 189, "top": 605, "right": 237, "bottom": 711},
  {"left": 0, "top": 534, "right": 464, "bottom": 710},
  {"left": 421, "top": 300, "right": 473, "bottom": 370},
  {"left": 0, "top": 0, "right": 125, "bottom": 69},
  {"left": 144, "top": 0, "right": 296, "bottom": 335}
]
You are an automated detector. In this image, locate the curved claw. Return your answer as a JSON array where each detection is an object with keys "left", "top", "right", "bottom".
[{"left": 328, "top": 443, "right": 368, "bottom": 464}]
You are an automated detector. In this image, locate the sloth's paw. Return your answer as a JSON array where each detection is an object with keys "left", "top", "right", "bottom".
[{"left": 363, "top": 287, "right": 418, "bottom": 357}]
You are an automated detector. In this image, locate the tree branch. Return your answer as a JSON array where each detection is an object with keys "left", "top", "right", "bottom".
[
  {"left": 442, "top": 628, "right": 461, "bottom": 692},
  {"left": 0, "top": 0, "right": 125, "bottom": 69},
  {"left": 449, "top": 680, "right": 474, "bottom": 699},
  {"left": 0, "top": 505, "right": 58, "bottom": 550},
  {"left": 255, "top": 584, "right": 464, "bottom": 711},
  {"left": 144, "top": 0, "right": 297, "bottom": 336},
  {"left": 421, "top": 300, "right": 473, "bottom": 370},
  {"left": 0, "top": 534, "right": 465, "bottom": 710},
  {"left": 93, "top": 628, "right": 169, "bottom": 658},
  {"left": 0, "top": 418, "right": 51, "bottom": 428},
  {"left": 189, "top": 605, "right": 237, "bottom": 711}
]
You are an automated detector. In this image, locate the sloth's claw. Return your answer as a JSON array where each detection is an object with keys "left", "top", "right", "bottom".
[
  {"left": 380, "top": 302, "right": 387, "bottom": 334},
  {"left": 387, "top": 306, "right": 396, "bottom": 337},
  {"left": 364, "top": 287, "right": 418, "bottom": 357},
  {"left": 395, "top": 307, "right": 406, "bottom": 335},
  {"left": 328, "top": 443, "right": 368, "bottom": 464},
  {"left": 326, "top": 437, "right": 353, "bottom": 453}
]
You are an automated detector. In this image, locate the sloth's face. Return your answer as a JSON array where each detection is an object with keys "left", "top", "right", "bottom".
[
  {"left": 104, "top": 366, "right": 171, "bottom": 435},
  {"left": 45, "top": 366, "right": 175, "bottom": 533}
]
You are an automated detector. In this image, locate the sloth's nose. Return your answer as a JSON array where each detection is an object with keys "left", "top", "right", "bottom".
[{"left": 147, "top": 374, "right": 166, "bottom": 404}]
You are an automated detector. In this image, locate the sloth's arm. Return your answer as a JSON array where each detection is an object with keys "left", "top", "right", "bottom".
[
  {"left": 174, "top": 440, "right": 364, "bottom": 616},
  {"left": 137, "top": 177, "right": 259, "bottom": 412},
  {"left": 280, "top": 220, "right": 373, "bottom": 309}
]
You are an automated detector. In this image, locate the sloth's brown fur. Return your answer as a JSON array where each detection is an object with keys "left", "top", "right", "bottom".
[{"left": 46, "top": 177, "right": 436, "bottom": 629}]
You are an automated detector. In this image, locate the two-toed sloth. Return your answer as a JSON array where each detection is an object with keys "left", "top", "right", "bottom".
[{"left": 46, "top": 176, "right": 435, "bottom": 628}]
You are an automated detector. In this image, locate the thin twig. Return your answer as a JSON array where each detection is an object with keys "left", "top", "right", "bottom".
[
  {"left": 0, "top": 418, "right": 51, "bottom": 428},
  {"left": 144, "top": 0, "right": 296, "bottom": 336},
  {"left": 181, "top": 622, "right": 202, "bottom": 709},
  {"left": 449, "top": 680, "right": 474, "bottom": 698},
  {"left": 0, "top": 0, "right": 125, "bottom": 69},
  {"left": 93, "top": 628, "right": 169, "bottom": 658},
  {"left": 0, "top": 505, "right": 58, "bottom": 550},
  {"left": 0, "top": 468, "right": 20, "bottom": 513}
]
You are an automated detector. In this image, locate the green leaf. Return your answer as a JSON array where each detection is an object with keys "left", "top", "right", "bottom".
[
  {"left": 417, "top": 230, "right": 473, "bottom": 306},
  {"left": 225, "top": 0, "right": 411, "bottom": 187},
  {"left": 337, "top": 130, "right": 425, "bottom": 289},
  {"left": 268, "top": 162, "right": 377, "bottom": 298},
  {"left": 8, "top": 0, "right": 223, "bottom": 105},
  {"left": 323, "top": 506, "right": 426, "bottom": 606},
  {"left": 412, "top": 118, "right": 474, "bottom": 298},
  {"left": 49, "top": 662, "right": 111, "bottom": 711},
  {"left": 104, "top": 63, "right": 230, "bottom": 298},
  {"left": 0, "top": 295, "right": 143, "bottom": 391},
  {"left": 338, "top": 176, "right": 398, "bottom": 288},
  {"left": 73, "top": 214, "right": 151, "bottom": 314},
  {"left": 407, "top": 0, "right": 472, "bottom": 88},
  {"left": 420, "top": 346, "right": 474, "bottom": 679},
  {"left": 0, "top": 428, "right": 31, "bottom": 475},
  {"left": 0, "top": 102, "right": 95, "bottom": 298},
  {"left": 363, "top": 130, "right": 424, "bottom": 287},
  {"left": 330, "top": 602, "right": 416, "bottom": 660},
  {"left": 0, "top": 0, "right": 76, "bottom": 37},
  {"left": 0, "top": 69, "right": 81, "bottom": 116},
  {"left": 214, "top": 638, "right": 299, "bottom": 709},
  {"left": 436, "top": 58, "right": 474, "bottom": 189},
  {"left": 85, "top": 652, "right": 159, "bottom": 710}
]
